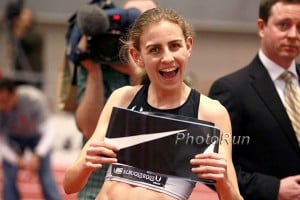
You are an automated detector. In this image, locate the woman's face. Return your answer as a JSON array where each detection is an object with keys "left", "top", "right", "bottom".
[{"left": 133, "top": 20, "right": 192, "bottom": 90}]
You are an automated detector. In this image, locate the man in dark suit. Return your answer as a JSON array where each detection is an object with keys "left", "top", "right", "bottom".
[{"left": 209, "top": 0, "right": 300, "bottom": 200}]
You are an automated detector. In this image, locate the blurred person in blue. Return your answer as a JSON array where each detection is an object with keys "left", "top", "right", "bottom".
[{"left": 0, "top": 77, "right": 61, "bottom": 200}]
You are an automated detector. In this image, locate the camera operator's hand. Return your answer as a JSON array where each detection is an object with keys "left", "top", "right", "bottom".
[
  {"left": 77, "top": 34, "right": 143, "bottom": 84},
  {"left": 77, "top": 35, "right": 102, "bottom": 73}
]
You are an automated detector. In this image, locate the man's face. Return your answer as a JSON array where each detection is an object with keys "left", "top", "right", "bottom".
[
  {"left": 19, "top": 8, "right": 33, "bottom": 28},
  {"left": 258, "top": 2, "right": 300, "bottom": 68},
  {"left": 0, "top": 89, "right": 16, "bottom": 112}
]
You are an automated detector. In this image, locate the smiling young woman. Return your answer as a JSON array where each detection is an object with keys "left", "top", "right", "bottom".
[{"left": 63, "top": 7, "right": 243, "bottom": 200}]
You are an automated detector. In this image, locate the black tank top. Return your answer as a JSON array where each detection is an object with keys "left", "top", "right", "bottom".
[{"left": 128, "top": 85, "right": 200, "bottom": 118}]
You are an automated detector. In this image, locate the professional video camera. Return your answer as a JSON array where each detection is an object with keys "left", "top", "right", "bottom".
[
  {"left": 85, "top": 7, "right": 141, "bottom": 64},
  {"left": 67, "top": 0, "right": 141, "bottom": 65}
]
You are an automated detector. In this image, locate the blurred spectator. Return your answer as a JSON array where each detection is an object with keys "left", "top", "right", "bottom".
[
  {"left": 0, "top": 77, "right": 61, "bottom": 200},
  {"left": 4, "top": 1, "right": 45, "bottom": 89}
]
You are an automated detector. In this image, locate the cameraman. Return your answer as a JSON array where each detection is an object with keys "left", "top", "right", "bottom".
[{"left": 72, "top": 1, "right": 157, "bottom": 199}]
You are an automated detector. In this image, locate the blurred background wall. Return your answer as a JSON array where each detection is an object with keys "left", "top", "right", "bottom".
[{"left": 0, "top": 0, "right": 299, "bottom": 111}]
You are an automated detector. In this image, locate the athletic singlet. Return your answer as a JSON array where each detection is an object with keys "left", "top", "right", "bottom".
[
  {"left": 128, "top": 84, "right": 200, "bottom": 117},
  {"left": 105, "top": 85, "right": 201, "bottom": 200}
]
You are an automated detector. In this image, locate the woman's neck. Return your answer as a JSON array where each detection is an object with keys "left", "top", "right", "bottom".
[{"left": 147, "top": 83, "right": 190, "bottom": 109}]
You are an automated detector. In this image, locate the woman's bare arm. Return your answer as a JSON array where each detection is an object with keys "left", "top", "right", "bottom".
[{"left": 193, "top": 95, "right": 243, "bottom": 200}]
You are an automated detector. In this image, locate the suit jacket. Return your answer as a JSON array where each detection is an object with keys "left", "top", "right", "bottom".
[{"left": 209, "top": 55, "right": 300, "bottom": 200}]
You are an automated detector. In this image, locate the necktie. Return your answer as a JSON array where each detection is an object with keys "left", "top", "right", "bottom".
[{"left": 281, "top": 71, "right": 300, "bottom": 144}]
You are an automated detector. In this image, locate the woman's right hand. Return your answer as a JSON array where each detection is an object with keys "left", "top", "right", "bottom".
[{"left": 84, "top": 141, "right": 119, "bottom": 171}]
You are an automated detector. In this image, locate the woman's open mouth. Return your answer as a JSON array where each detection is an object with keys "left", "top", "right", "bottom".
[{"left": 159, "top": 67, "right": 179, "bottom": 79}]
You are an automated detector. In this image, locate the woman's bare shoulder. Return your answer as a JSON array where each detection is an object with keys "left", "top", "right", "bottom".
[
  {"left": 200, "top": 95, "right": 227, "bottom": 113},
  {"left": 199, "top": 94, "right": 229, "bottom": 124},
  {"left": 108, "top": 85, "right": 143, "bottom": 107}
]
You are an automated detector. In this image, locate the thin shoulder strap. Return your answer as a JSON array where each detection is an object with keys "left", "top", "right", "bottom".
[{"left": 192, "top": 88, "right": 200, "bottom": 118}]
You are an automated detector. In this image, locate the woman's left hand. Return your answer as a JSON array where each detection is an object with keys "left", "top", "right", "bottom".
[{"left": 190, "top": 152, "right": 228, "bottom": 184}]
